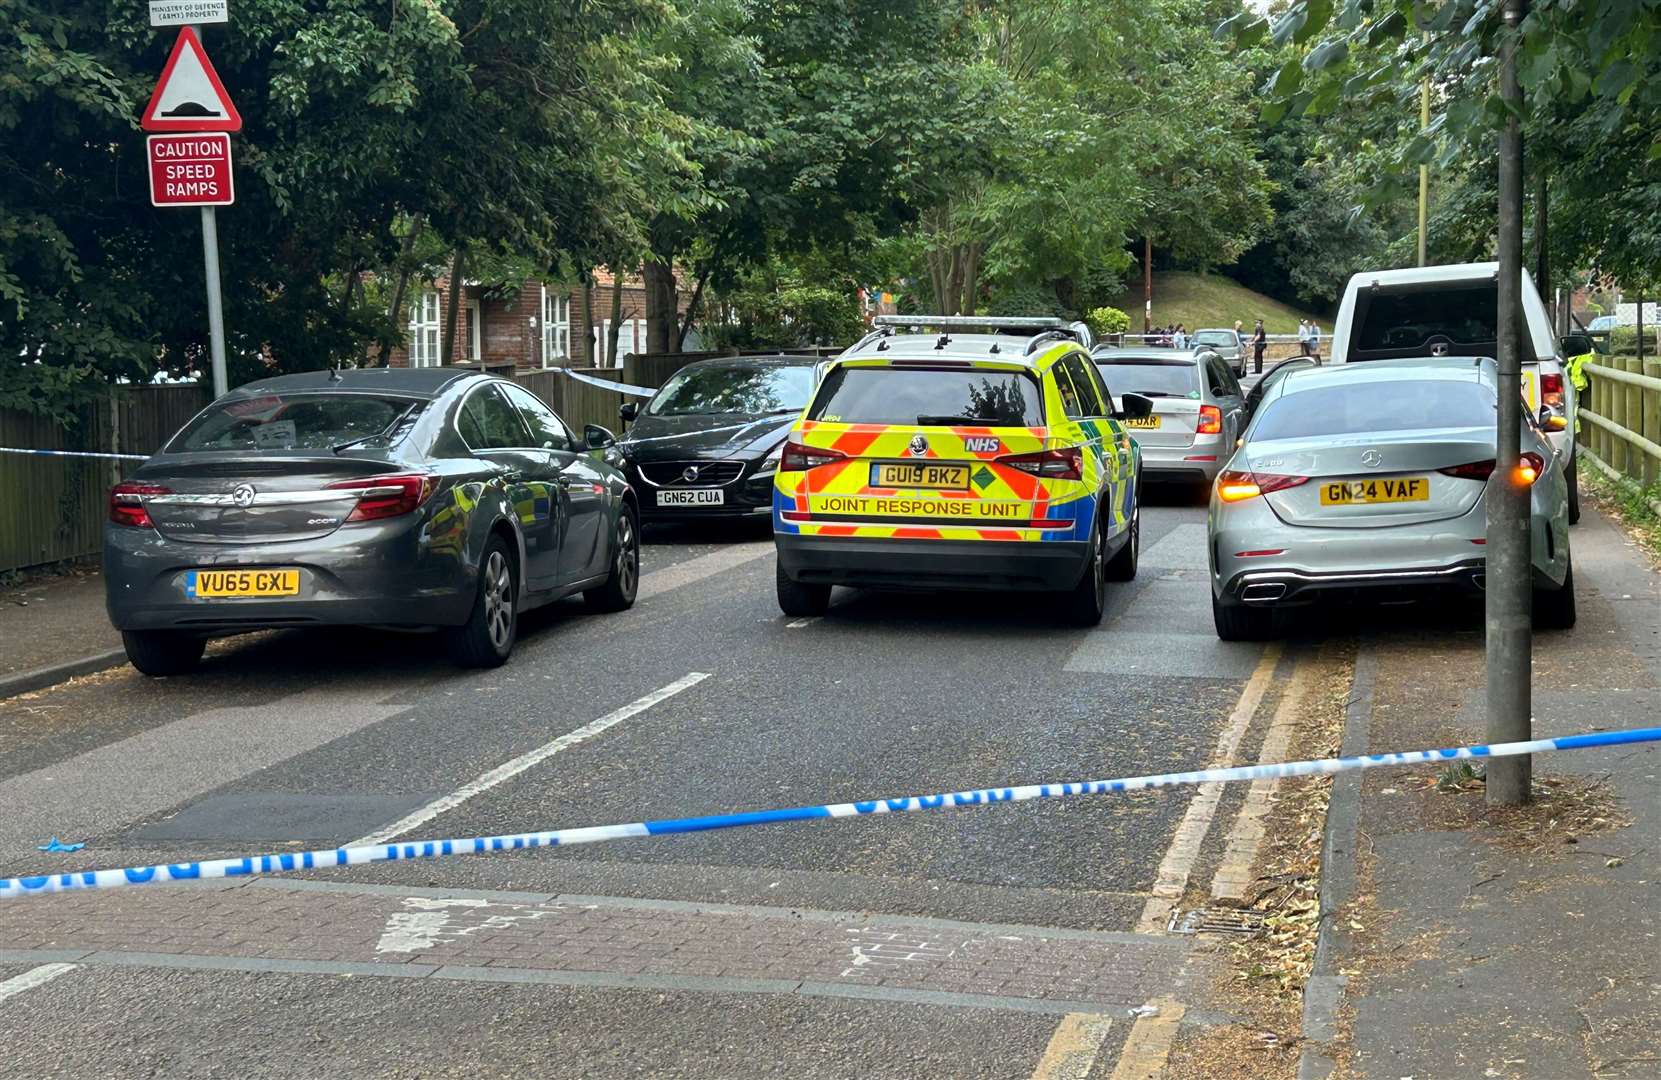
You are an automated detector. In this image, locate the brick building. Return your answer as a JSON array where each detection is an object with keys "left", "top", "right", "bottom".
[{"left": 385, "top": 268, "right": 687, "bottom": 371}]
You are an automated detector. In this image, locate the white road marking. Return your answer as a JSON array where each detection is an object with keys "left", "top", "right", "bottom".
[
  {"left": 356, "top": 671, "right": 711, "bottom": 845},
  {"left": 1030, "top": 1012, "right": 1115, "bottom": 1080},
  {"left": 1134, "top": 644, "right": 1282, "bottom": 933},
  {"left": 638, "top": 542, "right": 773, "bottom": 600},
  {"left": 785, "top": 616, "right": 820, "bottom": 629},
  {"left": 0, "top": 963, "right": 77, "bottom": 1005}
]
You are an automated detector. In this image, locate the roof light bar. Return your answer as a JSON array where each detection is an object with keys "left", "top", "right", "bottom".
[{"left": 871, "top": 315, "right": 1070, "bottom": 331}]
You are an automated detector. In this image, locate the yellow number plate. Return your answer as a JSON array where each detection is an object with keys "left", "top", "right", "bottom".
[
  {"left": 871, "top": 463, "right": 970, "bottom": 489},
  {"left": 189, "top": 569, "right": 301, "bottom": 598},
  {"left": 1522, "top": 369, "right": 1539, "bottom": 411},
  {"left": 1123, "top": 415, "right": 1161, "bottom": 430},
  {"left": 1319, "top": 477, "right": 1431, "bottom": 506}
]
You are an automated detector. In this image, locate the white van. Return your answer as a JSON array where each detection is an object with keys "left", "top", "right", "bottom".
[{"left": 1329, "top": 262, "right": 1580, "bottom": 523}]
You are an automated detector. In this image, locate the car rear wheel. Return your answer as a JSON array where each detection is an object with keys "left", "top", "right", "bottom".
[
  {"left": 1212, "top": 592, "right": 1275, "bottom": 641},
  {"left": 1534, "top": 560, "right": 1576, "bottom": 630},
  {"left": 122, "top": 630, "right": 206, "bottom": 677},
  {"left": 1063, "top": 517, "right": 1108, "bottom": 626},
  {"left": 1566, "top": 457, "right": 1581, "bottom": 525},
  {"left": 776, "top": 562, "right": 831, "bottom": 618},
  {"left": 446, "top": 538, "right": 517, "bottom": 668},
  {"left": 1104, "top": 498, "right": 1139, "bottom": 583},
  {"left": 586, "top": 503, "right": 640, "bottom": 613}
]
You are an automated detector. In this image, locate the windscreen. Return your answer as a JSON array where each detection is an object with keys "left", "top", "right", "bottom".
[
  {"left": 1093, "top": 361, "right": 1201, "bottom": 398},
  {"left": 1357, "top": 286, "right": 1496, "bottom": 350},
  {"left": 168, "top": 393, "right": 423, "bottom": 453},
  {"left": 1251, "top": 380, "right": 1495, "bottom": 440},
  {"left": 647, "top": 365, "right": 815, "bottom": 416},
  {"left": 807, "top": 366, "right": 1043, "bottom": 426},
  {"left": 1193, "top": 331, "right": 1234, "bottom": 347}
]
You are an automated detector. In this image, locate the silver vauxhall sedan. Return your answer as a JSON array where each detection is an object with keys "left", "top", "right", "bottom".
[
  {"left": 1208, "top": 357, "right": 1574, "bottom": 640},
  {"left": 1092, "top": 347, "right": 1245, "bottom": 486}
]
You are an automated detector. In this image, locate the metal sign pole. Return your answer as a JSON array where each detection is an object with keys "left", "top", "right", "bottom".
[{"left": 200, "top": 204, "right": 229, "bottom": 397}]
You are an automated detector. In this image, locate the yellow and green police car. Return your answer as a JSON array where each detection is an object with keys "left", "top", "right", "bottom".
[{"left": 772, "top": 316, "right": 1150, "bottom": 624}]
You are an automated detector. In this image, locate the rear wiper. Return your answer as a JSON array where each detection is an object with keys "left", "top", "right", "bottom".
[
  {"left": 916, "top": 414, "right": 990, "bottom": 425},
  {"left": 1131, "top": 391, "right": 1172, "bottom": 398},
  {"left": 334, "top": 403, "right": 418, "bottom": 454}
]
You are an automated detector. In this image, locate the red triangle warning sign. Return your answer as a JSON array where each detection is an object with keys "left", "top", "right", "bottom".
[{"left": 141, "top": 27, "right": 242, "bottom": 133}]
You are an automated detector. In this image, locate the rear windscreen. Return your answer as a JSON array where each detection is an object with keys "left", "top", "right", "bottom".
[
  {"left": 1094, "top": 362, "right": 1201, "bottom": 399},
  {"left": 1357, "top": 286, "right": 1496, "bottom": 350},
  {"left": 807, "top": 367, "right": 1043, "bottom": 426},
  {"left": 1193, "top": 331, "right": 1234, "bottom": 347},
  {"left": 168, "top": 393, "right": 423, "bottom": 452},
  {"left": 1251, "top": 380, "right": 1495, "bottom": 440}
]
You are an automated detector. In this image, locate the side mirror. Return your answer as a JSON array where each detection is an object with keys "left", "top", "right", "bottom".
[
  {"left": 1116, "top": 392, "right": 1154, "bottom": 421},
  {"left": 1560, "top": 334, "right": 1592, "bottom": 356},
  {"left": 584, "top": 424, "right": 617, "bottom": 450},
  {"left": 618, "top": 401, "right": 639, "bottom": 423}
]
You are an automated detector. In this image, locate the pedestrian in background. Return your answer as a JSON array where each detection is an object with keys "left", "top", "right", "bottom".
[
  {"left": 1297, "top": 319, "right": 1312, "bottom": 356},
  {"left": 1309, "top": 321, "right": 1322, "bottom": 364},
  {"left": 1173, "top": 324, "right": 1188, "bottom": 349},
  {"left": 1251, "top": 319, "right": 1267, "bottom": 374}
]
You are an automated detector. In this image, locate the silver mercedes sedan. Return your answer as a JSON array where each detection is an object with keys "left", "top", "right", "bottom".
[{"left": 1208, "top": 357, "right": 1574, "bottom": 640}]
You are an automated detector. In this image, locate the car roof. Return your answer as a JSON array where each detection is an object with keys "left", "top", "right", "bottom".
[
  {"left": 1278, "top": 356, "right": 1495, "bottom": 395},
  {"left": 229, "top": 367, "right": 477, "bottom": 400},
  {"left": 1346, "top": 261, "right": 1499, "bottom": 290},
  {"left": 675, "top": 353, "right": 822, "bottom": 373},
  {"left": 1093, "top": 348, "right": 1210, "bottom": 364}
]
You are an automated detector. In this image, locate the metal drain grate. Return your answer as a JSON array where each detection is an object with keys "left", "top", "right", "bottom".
[{"left": 1168, "top": 907, "right": 1268, "bottom": 936}]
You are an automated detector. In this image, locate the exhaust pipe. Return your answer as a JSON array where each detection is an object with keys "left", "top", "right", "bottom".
[{"left": 1240, "top": 582, "right": 1287, "bottom": 604}]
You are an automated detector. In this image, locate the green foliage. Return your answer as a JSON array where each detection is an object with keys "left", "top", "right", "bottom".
[
  {"left": 1086, "top": 306, "right": 1131, "bottom": 337},
  {"left": 1221, "top": 0, "right": 1661, "bottom": 287},
  {"left": 701, "top": 257, "right": 866, "bottom": 350},
  {"left": 985, "top": 283, "right": 1071, "bottom": 320}
]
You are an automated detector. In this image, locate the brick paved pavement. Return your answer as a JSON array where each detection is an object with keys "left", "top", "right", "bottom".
[{"left": 0, "top": 879, "right": 1198, "bottom": 1011}]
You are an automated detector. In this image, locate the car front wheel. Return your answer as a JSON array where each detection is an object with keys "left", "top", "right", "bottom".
[
  {"left": 122, "top": 630, "right": 206, "bottom": 677},
  {"left": 446, "top": 537, "right": 517, "bottom": 668}
]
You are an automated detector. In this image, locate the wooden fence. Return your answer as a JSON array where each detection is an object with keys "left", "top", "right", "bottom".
[
  {"left": 1, "top": 385, "right": 212, "bottom": 573},
  {"left": 1578, "top": 356, "right": 1661, "bottom": 504}
]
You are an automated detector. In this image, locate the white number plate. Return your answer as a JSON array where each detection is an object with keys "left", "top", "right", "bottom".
[{"left": 658, "top": 488, "right": 725, "bottom": 507}]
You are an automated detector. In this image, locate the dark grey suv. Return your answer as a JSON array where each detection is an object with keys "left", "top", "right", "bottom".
[{"left": 104, "top": 369, "right": 639, "bottom": 675}]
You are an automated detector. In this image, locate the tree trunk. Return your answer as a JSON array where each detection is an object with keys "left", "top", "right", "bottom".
[
  {"left": 961, "top": 243, "right": 983, "bottom": 315},
  {"left": 581, "top": 277, "right": 595, "bottom": 366},
  {"left": 643, "top": 258, "right": 678, "bottom": 354},
  {"left": 440, "top": 246, "right": 465, "bottom": 366},
  {"left": 377, "top": 214, "right": 425, "bottom": 366},
  {"left": 677, "top": 268, "right": 710, "bottom": 350},
  {"left": 1535, "top": 173, "right": 1550, "bottom": 321},
  {"left": 605, "top": 271, "right": 624, "bottom": 368}
]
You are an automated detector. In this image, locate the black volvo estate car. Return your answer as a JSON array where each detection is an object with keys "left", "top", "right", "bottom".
[
  {"left": 105, "top": 369, "right": 639, "bottom": 675},
  {"left": 617, "top": 355, "right": 820, "bottom": 522}
]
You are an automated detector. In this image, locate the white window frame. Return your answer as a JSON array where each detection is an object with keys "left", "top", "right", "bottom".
[
  {"left": 465, "top": 298, "right": 482, "bottom": 362},
  {"left": 600, "top": 317, "right": 646, "bottom": 368},
  {"left": 408, "top": 289, "right": 442, "bottom": 368},
  {"left": 540, "top": 286, "right": 571, "bottom": 368}
]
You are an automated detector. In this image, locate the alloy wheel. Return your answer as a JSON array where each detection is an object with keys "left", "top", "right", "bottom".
[
  {"left": 483, "top": 550, "right": 514, "bottom": 651},
  {"left": 617, "top": 514, "right": 639, "bottom": 598}
]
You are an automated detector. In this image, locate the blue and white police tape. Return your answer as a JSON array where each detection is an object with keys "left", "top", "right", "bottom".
[
  {"left": 0, "top": 446, "right": 149, "bottom": 462},
  {"left": 555, "top": 367, "right": 657, "bottom": 397},
  {"left": 4, "top": 725, "right": 1657, "bottom": 900}
]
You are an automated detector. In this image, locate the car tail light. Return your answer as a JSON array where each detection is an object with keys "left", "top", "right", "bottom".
[
  {"left": 996, "top": 447, "right": 1083, "bottom": 480},
  {"left": 326, "top": 473, "right": 435, "bottom": 522},
  {"left": 1439, "top": 453, "right": 1544, "bottom": 485},
  {"left": 780, "top": 440, "right": 846, "bottom": 472},
  {"left": 1541, "top": 372, "right": 1564, "bottom": 409},
  {"left": 1197, "top": 405, "right": 1223, "bottom": 435},
  {"left": 1216, "top": 469, "right": 1308, "bottom": 502},
  {"left": 108, "top": 482, "right": 172, "bottom": 528}
]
